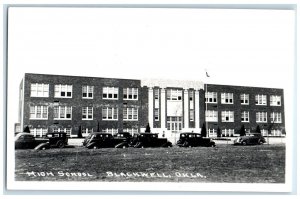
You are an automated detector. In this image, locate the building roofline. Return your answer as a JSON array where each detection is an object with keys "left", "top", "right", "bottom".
[
  {"left": 24, "top": 73, "right": 141, "bottom": 82},
  {"left": 206, "top": 83, "right": 284, "bottom": 90}
]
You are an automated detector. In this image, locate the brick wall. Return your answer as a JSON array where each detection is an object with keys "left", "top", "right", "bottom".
[{"left": 22, "top": 73, "right": 142, "bottom": 136}]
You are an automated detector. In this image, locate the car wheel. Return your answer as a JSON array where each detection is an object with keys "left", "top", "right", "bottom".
[
  {"left": 56, "top": 141, "right": 65, "bottom": 148},
  {"left": 183, "top": 141, "right": 189, "bottom": 147},
  {"left": 258, "top": 140, "right": 264, "bottom": 145},
  {"left": 242, "top": 141, "right": 247, "bottom": 146}
]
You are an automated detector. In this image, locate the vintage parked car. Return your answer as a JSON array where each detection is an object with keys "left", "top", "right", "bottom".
[
  {"left": 129, "top": 133, "right": 172, "bottom": 148},
  {"left": 176, "top": 133, "right": 216, "bottom": 147},
  {"left": 83, "top": 132, "right": 132, "bottom": 149},
  {"left": 44, "top": 132, "right": 68, "bottom": 148},
  {"left": 14, "top": 132, "right": 69, "bottom": 150},
  {"left": 233, "top": 133, "right": 266, "bottom": 145},
  {"left": 15, "top": 133, "right": 48, "bottom": 149},
  {"left": 113, "top": 132, "right": 133, "bottom": 148}
]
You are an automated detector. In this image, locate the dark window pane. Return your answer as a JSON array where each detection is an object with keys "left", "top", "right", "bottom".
[
  {"left": 61, "top": 92, "right": 65, "bottom": 96},
  {"left": 67, "top": 92, "right": 71, "bottom": 97},
  {"left": 88, "top": 93, "right": 93, "bottom": 97},
  {"left": 108, "top": 94, "right": 113, "bottom": 98},
  {"left": 83, "top": 93, "right": 87, "bottom": 97},
  {"left": 103, "top": 94, "right": 107, "bottom": 98},
  {"left": 114, "top": 94, "right": 118, "bottom": 98},
  {"left": 66, "top": 114, "right": 71, "bottom": 118}
]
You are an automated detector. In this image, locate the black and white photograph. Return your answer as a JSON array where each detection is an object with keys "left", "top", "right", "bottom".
[{"left": 3, "top": 2, "right": 297, "bottom": 194}]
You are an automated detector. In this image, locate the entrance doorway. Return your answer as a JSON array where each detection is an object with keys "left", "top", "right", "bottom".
[{"left": 167, "top": 116, "right": 182, "bottom": 133}]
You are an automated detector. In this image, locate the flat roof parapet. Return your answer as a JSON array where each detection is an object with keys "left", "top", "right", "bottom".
[{"left": 141, "top": 78, "right": 204, "bottom": 90}]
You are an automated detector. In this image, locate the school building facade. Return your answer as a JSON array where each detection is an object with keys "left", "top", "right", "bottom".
[{"left": 16, "top": 73, "right": 286, "bottom": 138}]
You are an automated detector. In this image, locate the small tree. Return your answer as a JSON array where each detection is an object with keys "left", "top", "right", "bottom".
[
  {"left": 200, "top": 123, "right": 207, "bottom": 137},
  {"left": 256, "top": 125, "right": 261, "bottom": 134},
  {"left": 145, "top": 123, "right": 151, "bottom": 133},
  {"left": 217, "top": 127, "right": 221, "bottom": 138},
  {"left": 23, "top": 126, "right": 30, "bottom": 133},
  {"left": 77, "top": 125, "right": 83, "bottom": 138},
  {"left": 240, "top": 124, "right": 246, "bottom": 136}
]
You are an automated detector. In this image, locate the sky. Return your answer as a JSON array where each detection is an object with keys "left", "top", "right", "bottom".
[
  {"left": 7, "top": 8, "right": 295, "bottom": 128},
  {"left": 5, "top": 6, "right": 296, "bottom": 191}
]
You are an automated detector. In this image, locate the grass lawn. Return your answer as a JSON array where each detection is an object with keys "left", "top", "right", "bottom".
[{"left": 15, "top": 144, "right": 285, "bottom": 183}]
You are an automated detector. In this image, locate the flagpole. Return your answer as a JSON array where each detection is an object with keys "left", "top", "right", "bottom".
[
  {"left": 205, "top": 82, "right": 208, "bottom": 137},
  {"left": 205, "top": 69, "right": 209, "bottom": 138}
]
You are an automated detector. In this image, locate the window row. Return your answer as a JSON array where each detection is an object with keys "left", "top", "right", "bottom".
[
  {"left": 205, "top": 110, "right": 282, "bottom": 123},
  {"left": 29, "top": 127, "right": 139, "bottom": 138},
  {"left": 29, "top": 127, "right": 72, "bottom": 137},
  {"left": 30, "top": 83, "right": 139, "bottom": 100},
  {"left": 208, "top": 128, "right": 284, "bottom": 137},
  {"left": 205, "top": 92, "right": 281, "bottom": 106},
  {"left": 29, "top": 106, "right": 139, "bottom": 121}
]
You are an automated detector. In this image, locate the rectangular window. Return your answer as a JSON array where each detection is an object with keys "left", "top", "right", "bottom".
[
  {"left": 154, "top": 89, "right": 159, "bottom": 100},
  {"left": 222, "top": 129, "right": 235, "bottom": 137},
  {"left": 270, "top": 95, "right": 281, "bottom": 106},
  {"left": 30, "top": 83, "right": 49, "bottom": 97},
  {"left": 30, "top": 128, "right": 48, "bottom": 137},
  {"left": 82, "top": 86, "right": 94, "bottom": 99},
  {"left": 154, "top": 89, "right": 160, "bottom": 108},
  {"left": 270, "top": 112, "right": 282, "bottom": 123},
  {"left": 205, "top": 92, "right": 217, "bottom": 103},
  {"left": 154, "top": 108, "right": 159, "bottom": 121},
  {"left": 53, "top": 128, "right": 72, "bottom": 137},
  {"left": 189, "top": 110, "right": 194, "bottom": 121},
  {"left": 29, "top": 105, "right": 48, "bottom": 119},
  {"left": 241, "top": 111, "right": 249, "bottom": 122},
  {"left": 82, "top": 107, "right": 93, "bottom": 120},
  {"left": 255, "top": 95, "right": 267, "bottom": 105},
  {"left": 103, "top": 87, "right": 118, "bottom": 99},
  {"left": 54, "top": 84, "right": 72, "bottom": 98},
  {"left": 271, "top": 129, "right": 282, "bottom": 136},
  {"left": 123, "top": 88, "right": 138, "bottom": 100},
  {"left": 208, "top": 129, "right": 217, "bottom": 137},
  {"left": 167, "top": 89, "right": 182, "bottom": 101},
  {"left": 102, "top": 107, "right": 118, "bottom": 120},
  {"left": 240, "top": 94, "right": 249, "bottom": 105},
  {"left": 221, "top": 111, "right": 234, "bottom": 122},
  {"left": 256, "top": 112, "right": 268, "bottom": 123},
  {"left": 189, "top": 91, "right": 194, "bottom": 109},
  {"left": 102, "top": 128, "right": 118, "bottom": 135},
  {"left": 221, "top": 93, "right": 234, "bottom": 104},
  {"left": 124, "top": 128, "right": 139, "bottom": 136},
  {"left": 205, "top": 110, "right": 218, "bottom": 122},
  {"left": 54, "top": 106, "right": 72, "bottom": 120},
  {"left": 82, "top": 128, "right": 93, "bottom": 136},
  {"left": 123, "top": 107, "right": 138, "bottom": 121}
]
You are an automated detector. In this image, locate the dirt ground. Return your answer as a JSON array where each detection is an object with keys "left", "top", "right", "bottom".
[{"left": 15, "top": 144, "right": 285, "bottom": 183}]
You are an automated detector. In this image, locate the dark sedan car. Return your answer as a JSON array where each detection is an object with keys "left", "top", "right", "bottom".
[
  {"left": 83, "top": 132, "right": 132, "bottom": 149},
  {"left": 176, "top": 133, "right": 216, "bottom": 147},
  {"left": 233, "top": 133, "right": 266, "bottom": 145},
  {"left": 15, "top": 133, "right": 48, "bottom": 149},
  {"left": 129, "top": 133, "right": 172, "bottom": 148}
]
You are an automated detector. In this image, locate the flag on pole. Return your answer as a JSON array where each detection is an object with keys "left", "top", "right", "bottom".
[
  {"left": 206, "top": 71, "right": 210, "bottom": 78},
  {"left": 205, "top": 69, "right": 210, "bottom": 77}
]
